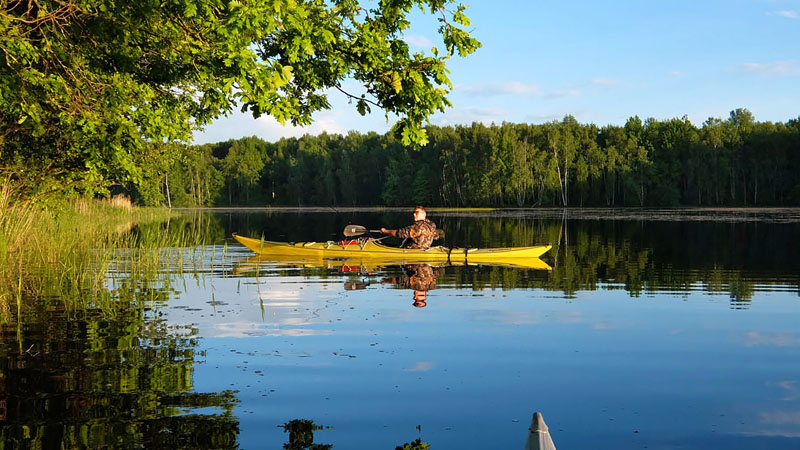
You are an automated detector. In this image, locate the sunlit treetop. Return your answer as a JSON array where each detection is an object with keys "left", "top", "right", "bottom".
[{"left": 0, "top": 0, "right": 480, "bottom": 192}]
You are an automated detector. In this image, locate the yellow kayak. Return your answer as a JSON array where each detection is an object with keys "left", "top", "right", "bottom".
[{"left": 232, "top": 233, "right": 552, "bottom": 264}]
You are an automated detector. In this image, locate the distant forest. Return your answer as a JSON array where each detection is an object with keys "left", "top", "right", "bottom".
[{"left": 123, "top": 108, "right": 800, "bottom": 207}]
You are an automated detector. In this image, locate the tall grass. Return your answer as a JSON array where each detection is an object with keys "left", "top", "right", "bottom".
[
  {"left": 0, "top": 183, "right": 35, "bottom": 265},
  {"left": 0, "top": 187, "right": 184, "bottom": 317}
]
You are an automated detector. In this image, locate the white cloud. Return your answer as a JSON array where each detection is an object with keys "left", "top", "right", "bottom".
[
  {"left": 194, "top": 110, "right": 349, "bottom": 144},
  {"left": 744, "top": 331, "right": 800, "bottom": 347},
  {"left": 735, "top": 408, "right": 800, "bottom": 438},
  {"left": 740, "top": 430, "right": 800, "bottom": 438},
  {"left": 590, "top": 77, "right": 621, "bottom": 87},
  {"left": 464, "top": 309, "right": 583, "bottom": 326},
  {"left": 767, "top": 380, "right": 800, "bottom": 401},
  {"left": 542, "top": 88, "right": 581, "bottom": 100},
  {"left": 469, "top": 310, "right": 545, "bottom": 325},
  {"left": 454, "top": 81, "right": 581, "bottom": 101},
  {"left": 455, "top": 81, "right": 541, "bottom": 96},
  {"left": 738, "top": 60, "right": 800, "bottom": 76},
  {"left": 191, "top": 81, "right": 399, "bottom": 144},
  {"left": 252, "top": 115, "right": 347, "bottom": 140},
  {"left": 258, "top": 289, "right": 302, "bottom": 301},
  {"left": 404, "top": 34, "right": 433, "bottom": 49},
  {"left": 592, "top": 322, "right": 619, "bottom": 330},
  {"left": 767, "top": 10, "right": 799, "bottom": 19},
  {"left": 453, "top": 78, "right": 584, "bottom": 100},
  {"left": 202, "top": 323, "right": 332, "bottom": 338},
  {"left": 523, "top": 112, "right": 567, "bottom": 123},
  {"left": 759, "top": 410, "right": 800, "bottom": 425},
  {"left": 433, "top": 106, "right": 510, "bottom": 126}
]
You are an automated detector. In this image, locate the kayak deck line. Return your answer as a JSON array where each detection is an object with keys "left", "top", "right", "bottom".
[{"left": 232, "top": 233, "right": 552, "bottom": 262}]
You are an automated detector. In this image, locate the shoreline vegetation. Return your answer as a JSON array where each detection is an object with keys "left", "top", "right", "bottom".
[
  {"left": 120, "top": 109, "right": 800, "bottom": 209},
  {"left": 175, "top": 205, "right": 800, "bottom": 222},
  {"left": 0, "top": 190, "right": 180, "bottom": 313}
]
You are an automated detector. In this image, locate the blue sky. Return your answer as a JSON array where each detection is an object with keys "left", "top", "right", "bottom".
[{"left": 194, "top": 0, "right": 800, "bottom": 144}]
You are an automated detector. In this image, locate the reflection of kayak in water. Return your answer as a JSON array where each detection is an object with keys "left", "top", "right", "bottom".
[
  {"left": 231, "top": 253, "right": 552, "bottom": 275},
  {"left": 232, "top": 233, "right": 552, "bottom": 262}
]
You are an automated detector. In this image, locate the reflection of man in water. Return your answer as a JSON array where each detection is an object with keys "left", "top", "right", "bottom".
[{"left": 390, "top": 264, "right": 444, "bottom": 308}]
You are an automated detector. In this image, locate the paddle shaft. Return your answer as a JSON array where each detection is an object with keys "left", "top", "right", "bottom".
[{"left": 343, "top": 224, "right": 444, "bottom": 239}]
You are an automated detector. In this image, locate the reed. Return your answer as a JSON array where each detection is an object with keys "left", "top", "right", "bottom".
[
  {"left": 0, "top": 183, "right": 35, "bottom": 264},
  {"left": 0, "top": 187, "right": 184, "bottom": 315}
]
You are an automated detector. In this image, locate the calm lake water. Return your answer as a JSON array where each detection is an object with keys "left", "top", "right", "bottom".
[{"left": 3, "top": 209, "right": 800, "bottom": 449}]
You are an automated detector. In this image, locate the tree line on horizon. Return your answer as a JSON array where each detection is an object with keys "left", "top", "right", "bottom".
[{"left": 123, "top": 108, "right": 800, "bottom": 208}]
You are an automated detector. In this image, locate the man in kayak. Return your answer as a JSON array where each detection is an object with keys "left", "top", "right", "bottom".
[{"left": 380, "top": 206, "right": 437, "bottom": 249}]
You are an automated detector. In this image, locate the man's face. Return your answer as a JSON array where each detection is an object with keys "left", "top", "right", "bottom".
[{"left": 413, "top": 209, "right": 425, "bottom": 220}]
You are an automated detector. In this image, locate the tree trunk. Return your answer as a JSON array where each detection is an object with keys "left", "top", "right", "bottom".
[
  {"left": 742, "top": 175, "right": 747, "bottom": 206},
  {"left": 165, "top": 174, "right": 172, "bottom": 208},
  {"left": 754, "top": 173, "right": 758, "bottom": 205}
]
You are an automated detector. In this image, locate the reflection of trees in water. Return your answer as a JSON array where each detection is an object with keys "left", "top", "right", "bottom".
[
  {"left": 0, "top": 278, "right": 238, "bottom": 449},
  {"left": 131, "top": 211, "right": 228, "bottom": 247},
  {"left": 282, "top": 419, "right": 332, "bottom": 450},
  {"left": 221, "top": 212, "right": 798, "bottom": 304},
  {"left": 442, "top": 218, "right": 799, "bottom": 304},
  {"left": 395, "top": 439, "right": 430, "bottom": 450},
  {"left": 280, "top": 419, "right": 429, "bottom": 450}
]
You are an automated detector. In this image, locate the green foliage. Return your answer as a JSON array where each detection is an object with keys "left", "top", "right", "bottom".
[
  {"left": 143, "top": 109, "right": 800, "bottom": 207},
  {"left": 0, "top": 0, "right": 480, "bottom": 196},
  {"left": 84, "top": 107, "right": 800, "bottom": 208},
  {"left": 381, "top": 150, "right": 414, "bottom": 206},
  {"left": 223, "top": 136, "right": 266, "bottom": 204}
]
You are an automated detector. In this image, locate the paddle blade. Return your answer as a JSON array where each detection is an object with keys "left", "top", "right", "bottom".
[{"left": 343, "top": 224, "right": 368, "bottom": 237}]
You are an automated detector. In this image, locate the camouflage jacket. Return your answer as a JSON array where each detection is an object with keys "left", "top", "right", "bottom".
[{"left": 396, "top": 218, "right": 437, "bottom": 249}]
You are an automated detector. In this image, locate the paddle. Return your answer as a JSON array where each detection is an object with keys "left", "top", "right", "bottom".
[
  {"left": 343, "top": 224, "right": 381, "bottom": 237},
  {"left": 343, "top": 224, "right": 445, "bottom": 239}
]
